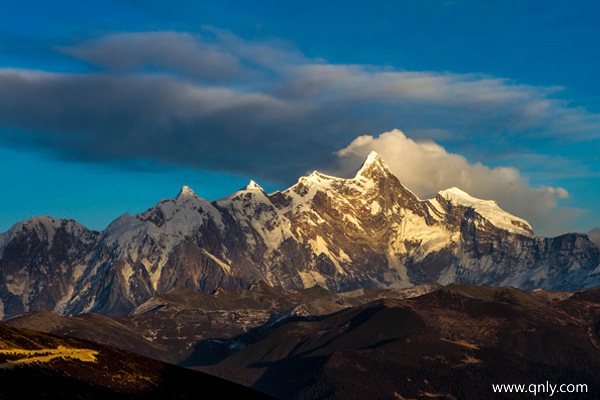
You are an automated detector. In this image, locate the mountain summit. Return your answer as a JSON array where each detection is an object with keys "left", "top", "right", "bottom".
[
  {"left": 176, "top": 185, "right": 197, "bottom": 198},
  {"left": 354, "top": 151, "right": 392, "bottom": 179},
  {"left": 0, "top": 153, "right": 598, "bottom": 318}
]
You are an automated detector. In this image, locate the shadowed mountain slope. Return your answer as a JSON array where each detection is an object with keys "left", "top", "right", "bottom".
[
  {"left": 0, "top": 323, "right": 276, "bottom": 399},
  {"left": 193, "top": 284, "right": 600, "bottom": 399},
  {"left": 6, "top": 282, "right": 600, "bottom": 399}
]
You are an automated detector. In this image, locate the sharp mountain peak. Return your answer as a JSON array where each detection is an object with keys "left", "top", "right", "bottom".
[
  {"left": 176, "top": 185, "right": 197, "bottom": 199},
  {"left": 354, "top": 151, "right": 392, "bottom": 179},
  {"left": 243, "top": 180, "right": 265, "bottom": 192}
]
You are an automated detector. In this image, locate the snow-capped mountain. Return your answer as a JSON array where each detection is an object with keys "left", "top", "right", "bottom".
[{"left": 0, "top": 152, "right": 598, "bottom": 318}]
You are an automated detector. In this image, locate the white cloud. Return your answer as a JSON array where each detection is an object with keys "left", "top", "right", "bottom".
[{"left": 333, "top": 129, "right": 580, "bottom": 236}]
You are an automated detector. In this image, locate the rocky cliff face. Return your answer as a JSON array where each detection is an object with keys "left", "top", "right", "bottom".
[
  {"left": 0, "top": 217, "right": 99, "bottom": 318},
  {"left": 0, "top": 152, "right": 598, "bottom": 318}
]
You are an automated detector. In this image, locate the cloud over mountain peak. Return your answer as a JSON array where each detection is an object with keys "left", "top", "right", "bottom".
[{"left": 333, "top": 129, "right": 576, "bottom": 236}]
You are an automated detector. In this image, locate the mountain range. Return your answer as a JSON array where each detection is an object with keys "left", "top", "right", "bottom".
[{"left": 0, "top": 152, "right": 598, "bottom": 319}]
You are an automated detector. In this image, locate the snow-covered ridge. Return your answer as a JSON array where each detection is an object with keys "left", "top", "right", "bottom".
[
  {"left": 152, "top": 152, "right": 535, "bottom": 245},
  {"left": 436, "top": 187, "right": 534, "bottom": 237}
]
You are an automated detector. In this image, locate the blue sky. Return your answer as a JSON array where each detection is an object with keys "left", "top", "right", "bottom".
[{"left": 0, "top": 0, "right": 599, "bottom": 237}]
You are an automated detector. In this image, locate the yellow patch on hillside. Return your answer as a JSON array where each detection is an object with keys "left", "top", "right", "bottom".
[{"left": 0, "top": 345, "right": 99, "bottom": 364}]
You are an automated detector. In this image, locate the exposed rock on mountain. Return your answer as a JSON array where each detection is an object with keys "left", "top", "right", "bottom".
[
  {"left": 0, "top": 217, "right": 99, "bottom": 318},
  {"left": 0, "top": 152, "right": 598, "bottom": 318}
]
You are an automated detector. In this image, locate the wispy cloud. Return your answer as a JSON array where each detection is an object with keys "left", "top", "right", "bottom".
[{"left": 60, "top": 31, "right": 245, "bottom": 82}]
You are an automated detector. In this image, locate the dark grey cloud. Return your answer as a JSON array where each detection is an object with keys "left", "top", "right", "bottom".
[
  {"left": 0, "top": 68, "right": 324, "bottom": 179},
  {"left": 1, "top": 29, "right": 600, "bottom": 224}
]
